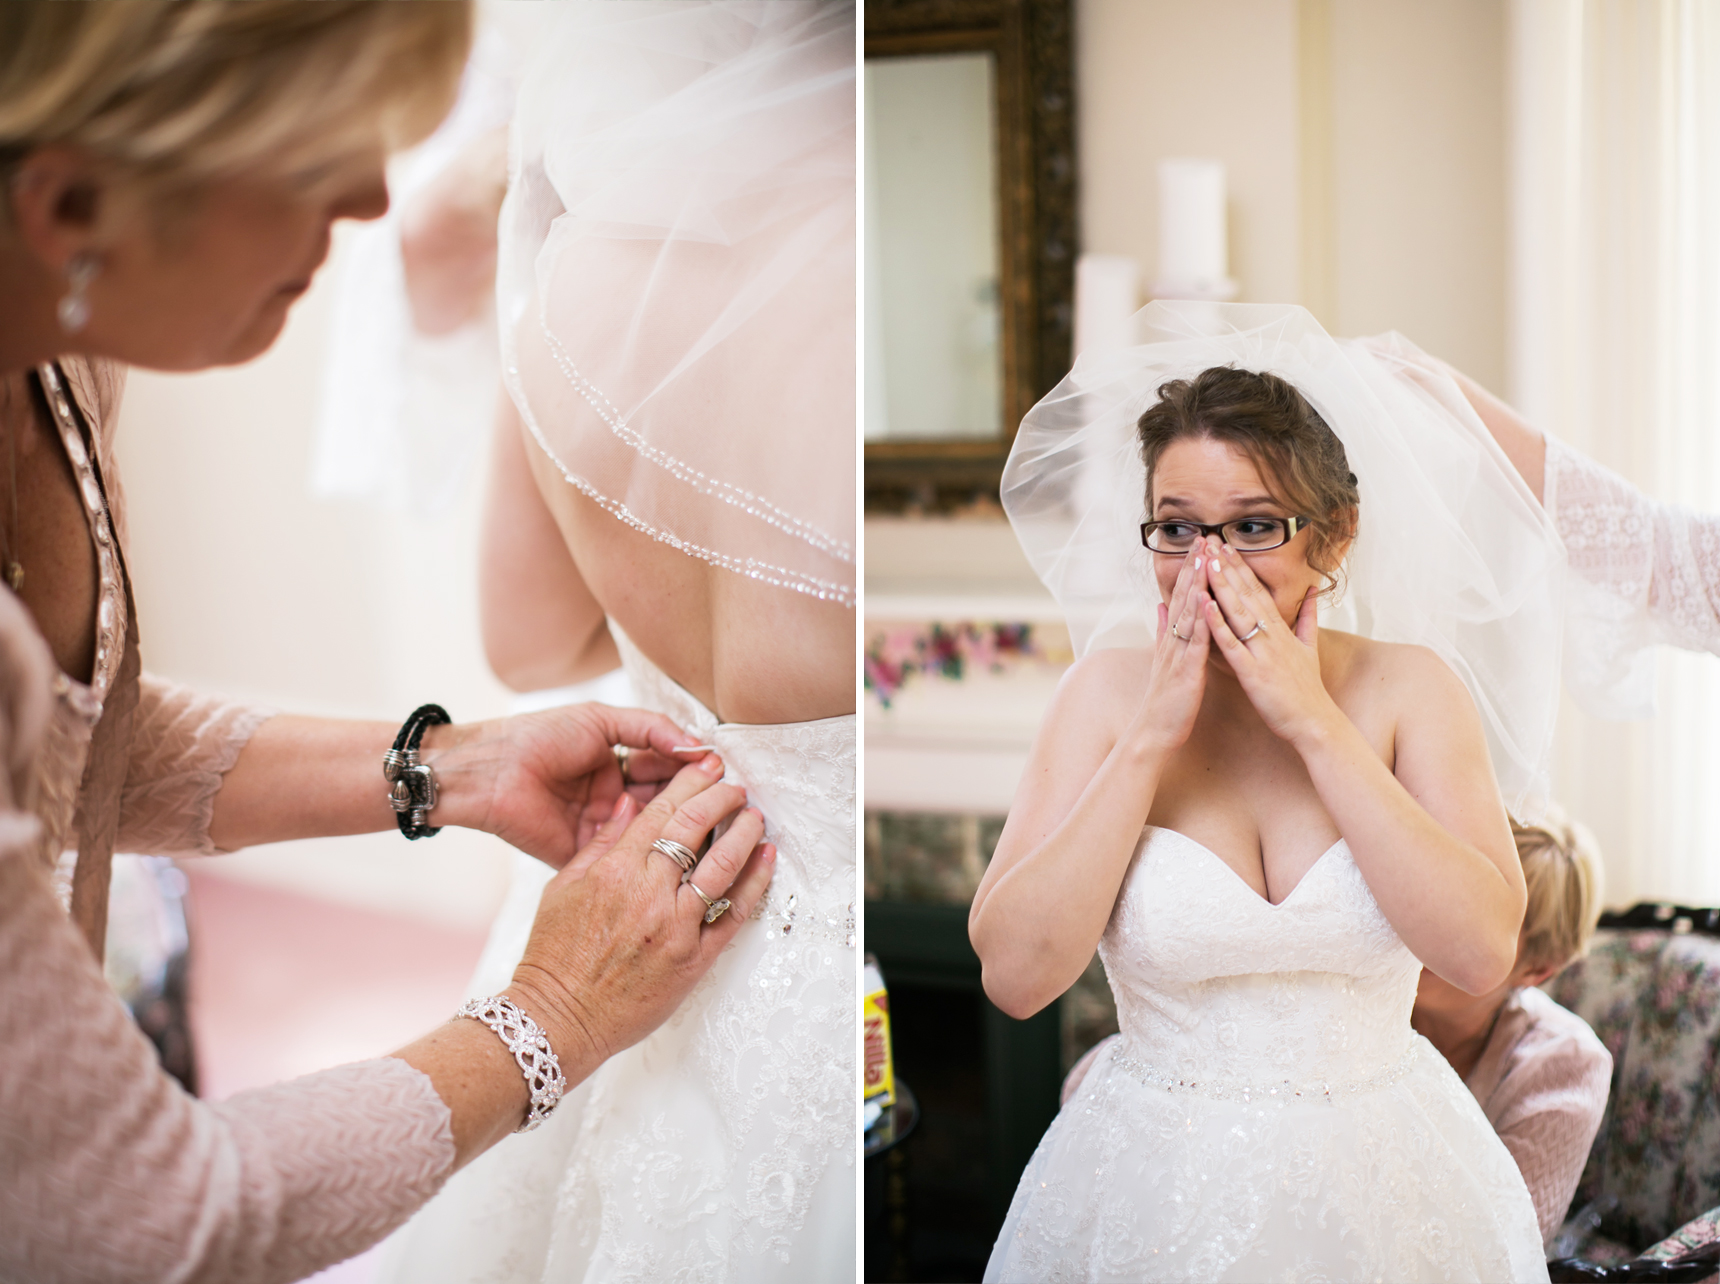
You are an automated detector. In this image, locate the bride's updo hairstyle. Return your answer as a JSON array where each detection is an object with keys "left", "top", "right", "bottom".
[
  {"left": 0, "top": 2, "right": 469, "bottom": 198},
  {"left": 1137, "top": 366, "right": 1360, "bottom": 596}
]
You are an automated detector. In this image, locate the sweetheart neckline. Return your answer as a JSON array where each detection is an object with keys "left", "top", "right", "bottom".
[{"left": 1145, "top": 826, "right": 1350, "bottom": 910}]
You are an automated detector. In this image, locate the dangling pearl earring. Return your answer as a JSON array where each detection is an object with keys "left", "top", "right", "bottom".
[{"left": 56, "top": 252, "right": 100, "bottom": 333}]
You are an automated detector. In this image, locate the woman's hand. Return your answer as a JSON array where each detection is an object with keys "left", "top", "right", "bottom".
[
  {"left": 395, "top": 751, "right": 774, "bottom": 1163},
  {"left": 427, "top": 704, "right": 708, "bottom": 869},
  {"left": 1199, "top": 538, "right": 1339, "bottom": 746},
  {"left": 207, "top": 702, "right": 707, "bottom": 860},
  {"left": 508, "top": 752, "right": 774, "bottom": 1073},
  {"left": 1129, "top": 546, "right": 1213, "bottom": 754}
]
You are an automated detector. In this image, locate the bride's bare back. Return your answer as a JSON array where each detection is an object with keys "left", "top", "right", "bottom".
[{"left": 482, "top": 391, "right": 853, "bottom": 725}]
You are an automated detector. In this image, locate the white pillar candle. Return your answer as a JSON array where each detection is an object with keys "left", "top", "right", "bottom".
[
  {"left": 1152, "top": 158, "right": 1238, "bottom": 300},
  {"left": 1073, "top": 253, "right": 1141, "bottom": 360}
]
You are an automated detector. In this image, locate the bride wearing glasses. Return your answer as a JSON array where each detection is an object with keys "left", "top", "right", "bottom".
[{"left": 974, "top": 303, "right": 1561, "bottom": 1282}]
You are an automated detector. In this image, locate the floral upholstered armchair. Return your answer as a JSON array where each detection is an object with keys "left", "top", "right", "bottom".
[{"left": 1546, "top": 913, "right": 1720, "bottom": 1278}]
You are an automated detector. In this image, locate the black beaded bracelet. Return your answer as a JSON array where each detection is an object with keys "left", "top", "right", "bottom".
[{"left": 383, "top": 703, "right": 451, "bottom": 839}]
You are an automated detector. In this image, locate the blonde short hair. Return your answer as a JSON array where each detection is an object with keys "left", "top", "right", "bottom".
[
  {"left": 1516, "top": 804, "right": 1605, "bottom": 975},
  {"left": 0, "top": 2, "right": 470, "bottom": 187}
]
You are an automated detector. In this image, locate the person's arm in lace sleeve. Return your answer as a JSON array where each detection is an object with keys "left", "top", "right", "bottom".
[
  {"left": 0, "top": 595, "right": 455, "bottom": 1284},
  {"left": 1441, "top": 361, "right": 1720, "bottom": 657},
  {"left": 117, "top": 673, "right": 275, "bottom": 855},
  {"left": 5, "top": 666, "right": 776, "bottom": 1279},
  {"left": 1543, "top": 440, "right": 1720, "bottom": 656},
  {"left": 0, "top": 840, "right": 457, "bottom": 1284}
]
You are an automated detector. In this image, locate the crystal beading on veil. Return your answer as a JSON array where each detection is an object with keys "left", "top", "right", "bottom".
[
  {"left": 376, "top": 5, "right": 856, "bottom": 1282},
  {"left": 1004, "top": 302, "right": 1566, "bottom": 819},
  {"left": 498, "top": 0, "right": 855, "bottom": 608}
]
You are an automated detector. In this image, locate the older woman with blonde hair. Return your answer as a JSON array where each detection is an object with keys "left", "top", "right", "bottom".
[
  {"left": 0, "top": 4, "right": 775, "bottom": 1281},
  {"left": 1411, "top": 807, "right": 1614, "bottom": 1246}
]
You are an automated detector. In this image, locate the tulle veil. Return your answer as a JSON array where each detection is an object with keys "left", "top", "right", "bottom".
[
  {"left": 1002, "top": 302, "right": 1565, "bottom": 819},
  {"left": 498, "top": 0, "right": 855, "bottom": 608}
]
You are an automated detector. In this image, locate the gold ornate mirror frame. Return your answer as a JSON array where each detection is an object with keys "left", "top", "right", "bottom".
[{"left": 864, "top": 0, "right": 1076, "bottom": 512}]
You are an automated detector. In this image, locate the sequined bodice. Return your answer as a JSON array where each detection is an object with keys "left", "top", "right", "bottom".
[{"left": 1100, "top": 827, "right": 1423, "bottom": 1091}]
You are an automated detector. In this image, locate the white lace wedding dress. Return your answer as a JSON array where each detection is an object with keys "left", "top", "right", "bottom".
[
  {"left": 985, "top": 826, "right": 1549, "bottom": 1284},
  {"left": 378, "top": 630, "right": 856, "bottom": 1284}
]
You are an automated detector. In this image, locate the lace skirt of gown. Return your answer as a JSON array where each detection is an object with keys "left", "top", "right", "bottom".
[
  {"left": 377, "top": 632, "right": 856, "bottom": 1284},
  {"left": 988, "top": 1037, "right": 1548, "bottom": 1284}
]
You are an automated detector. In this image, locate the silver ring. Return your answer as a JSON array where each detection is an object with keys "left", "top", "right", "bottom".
[
  {"left": 686, "top": 879, "right": 731, "bottom": 924},
  {"left": 652, "top": 837, "right": 697, "bottom": 874},
  {"left": 1239, "top": 620, "right": 1263, "bottom": 641},
  {"left": 1170, "top": 622, "right": 1188, "bottom": 642},
  {"left": 613, "top": 744, "right": 631, "bottom": 784}
]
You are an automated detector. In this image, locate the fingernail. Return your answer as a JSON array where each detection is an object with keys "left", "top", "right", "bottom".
[
  {"left": 698, "top": 754, "right": 725, "bottom": 775},
  {"left": 763, "top": 844, "right": 777, "bottom": 863},
  {"left": 1193, "top": 558, "right": 1202, "bottom": 571},
  {"left": 609, "top": 794, "right": 632, "bottom": 822},
  {"left": 672, "top": 743, "right": 717, "bottom": 753}
]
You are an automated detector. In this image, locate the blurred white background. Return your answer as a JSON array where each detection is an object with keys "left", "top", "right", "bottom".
[{"left": 115, "top": 220, "right": 516, "bottom": 932}]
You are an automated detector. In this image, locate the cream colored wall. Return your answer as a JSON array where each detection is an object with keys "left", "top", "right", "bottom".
[
  {"left": 1077, "top": 0, "right": 1303, "bottom": 308},
  {"left": 115, "top": 225, "right": 515, "bottom": 930},
  {"left": 1324, "top": 0, "right": 1507, "bottom": 391},
  {"left": 867, "top": 1, "right": 1514, "bottom": 814},
  {"left": 1072, "top": 0, "right": 1506, "bottom": 387}
]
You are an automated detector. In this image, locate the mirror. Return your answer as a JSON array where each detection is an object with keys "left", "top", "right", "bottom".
[
  {"left": 865, "top": 52, "right": 1003, "bottom": 443},
  {"left": 863, "top": 0, "right": 1076, "bottom": 512}
]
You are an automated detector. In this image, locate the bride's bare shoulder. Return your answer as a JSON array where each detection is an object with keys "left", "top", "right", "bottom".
[
  {"left": 1323, "top": 629, "right": 1471, "bottom": 716},
  {"left": 1049, "top": 646, "right": 1150, "bottom": 728}
]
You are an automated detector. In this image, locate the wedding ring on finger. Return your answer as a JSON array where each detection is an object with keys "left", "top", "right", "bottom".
[
  {"left": 652, "top": 837, "right": 697, "bottom": 874},
  {"left": 686, "top": 878, "right": 731, "bottom": 924},
  {"left": 613, "top": 744, "right": 631, "bottom": 784},
  {"left": 1171, "top": 622, "right": 1189, "bottom": 642},
  {"left": 1239, "top": 620, "right": 1264, "bottom": 641}
]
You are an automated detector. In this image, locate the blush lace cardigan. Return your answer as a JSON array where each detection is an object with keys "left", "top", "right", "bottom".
[{"left": 0, "top": 360, "right": 456, "bottom": 1284}]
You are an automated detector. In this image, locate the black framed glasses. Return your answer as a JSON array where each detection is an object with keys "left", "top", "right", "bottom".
[{"left": 1140, "top": 516, "right": 1307, "bottom": 554}]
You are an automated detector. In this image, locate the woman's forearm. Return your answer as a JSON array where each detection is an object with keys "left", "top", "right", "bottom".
[
  {"left": 1444, "top": 365, "right": 1547, "bottom": 503},
  {"left": 1291, "top": 710, "right": 1523, "bottom": 993},
  {"left": 206, "top": 715, "right": 486, "bottom": 851},
  {"left": 971, "top": 735, "right": 1169, "bottom": 1019},
  {"left": 389, "top": 992, "right": 600, "bottom": 1168}
]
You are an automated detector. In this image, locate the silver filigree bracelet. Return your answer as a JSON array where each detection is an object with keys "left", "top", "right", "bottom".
[{"left": 456, "top": 996, "right": 566, "bottom": 1132}]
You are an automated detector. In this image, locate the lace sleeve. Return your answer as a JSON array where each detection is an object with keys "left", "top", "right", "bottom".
[
  {"left": 1548, "top": 436, "right": 1720, "bottom": 716},
  {"left": 0, "top": 823, "right": 456, "bottom": 1284},
  {"left": 117, "top": 675, "right": 274, "bottom": 857}
]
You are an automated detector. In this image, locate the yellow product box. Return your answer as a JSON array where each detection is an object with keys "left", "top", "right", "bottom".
[{"left": 863, "top": 955, "right": 895, "bottom": 1110}]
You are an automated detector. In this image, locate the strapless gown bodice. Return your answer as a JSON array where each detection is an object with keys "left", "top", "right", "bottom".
[
  {"left": 1102, "top": 828, "right": 1422, "bottom": 1094},
  {"left": 616, "top": 629, "right": 855, "bottom": 942},
  {"left": 986, "top": 826, "right": 1549, "bottom": 1284}
]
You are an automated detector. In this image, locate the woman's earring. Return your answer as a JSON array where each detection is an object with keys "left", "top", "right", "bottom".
[{"left": 56, "top": 252, "right": 100, "bottom": 333}]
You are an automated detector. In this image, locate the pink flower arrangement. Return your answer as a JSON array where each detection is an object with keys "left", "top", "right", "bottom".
[{"left": 864, "top": 621, "right": 1042, "bottom": 706}]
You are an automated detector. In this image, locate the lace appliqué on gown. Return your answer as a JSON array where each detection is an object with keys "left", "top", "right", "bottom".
[
  {"left": 377, "top": 632, "right": 856, "bottom": 1284},
  {"left": 984, "top": 827, "right": 1548, "bottom": 1284}
]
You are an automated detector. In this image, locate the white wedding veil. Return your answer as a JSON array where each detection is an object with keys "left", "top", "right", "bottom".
[
  {"left": 1003, "top": 302, "right": 1564, "bottom": 819},
  {"left": 497, "top": 0, "right": 855, "bottom": 608}
]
